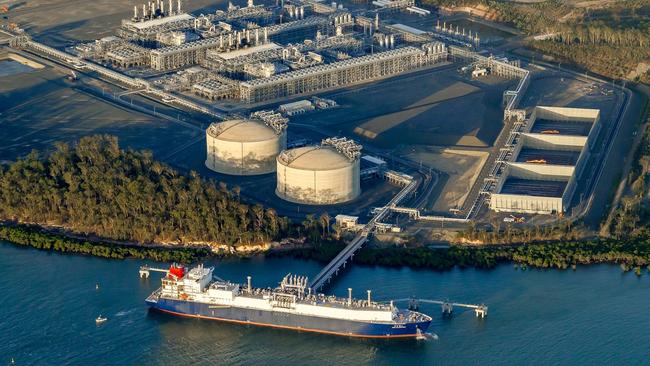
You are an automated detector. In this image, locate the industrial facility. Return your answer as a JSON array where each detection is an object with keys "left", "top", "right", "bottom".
[
  {"left": 276, "top": 137, "right": 362, "bottom": 205},
  {"left": 205, "top": 111, "right": 288, "bottom": 175},
  {"left": 69, "top": 0, "right": 452, "bottom": 106},
  {"left": 490, "top": 106, "right": 601, "bottom": 214}
]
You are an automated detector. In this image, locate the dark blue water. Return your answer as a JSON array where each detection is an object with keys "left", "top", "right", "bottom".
[{"left": 1, "top": 242, "right": 649, "bottom": 365}]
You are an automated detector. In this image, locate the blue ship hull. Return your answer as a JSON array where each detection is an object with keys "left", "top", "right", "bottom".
[{"left": 146, "top": 297, "right": 431, "bottom": 338}]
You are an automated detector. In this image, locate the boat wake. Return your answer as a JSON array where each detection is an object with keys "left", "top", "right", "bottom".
[
  {"left": 417, "top": 332, "right": 438, "bottom": 341},
  {"left": 116, "top": 308, "right": 137, "bottom": 317}
]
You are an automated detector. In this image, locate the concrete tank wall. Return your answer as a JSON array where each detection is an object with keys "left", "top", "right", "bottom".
[
  {"left": 205, "top": 122, "right": 286, "bottom": 175},
  {"left": 276, "top": 157, "right": 360, "bottom": 205}
]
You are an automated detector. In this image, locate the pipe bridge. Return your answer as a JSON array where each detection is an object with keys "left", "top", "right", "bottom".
[
  {"left": 309, "top": 178, "right": 418, "bottom": 291},
  {"left": 391, "top": 298, "right": 488, "bottom": 318},
  {"left": 13, "top": 36, "right": 222, "bottom": 118},
  {"left": 138, "top": 265, "right": 169, "bottom": 278}
]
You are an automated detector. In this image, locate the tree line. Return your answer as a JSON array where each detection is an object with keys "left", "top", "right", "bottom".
[
  {"left": 0, "top": 224, "right": 210, "bottom": 262},
  {"left": 423, "top": 0, "right": 650, "bottom": 83},
  {"left": 608, "top": 118, "right": 650, "bottom": 238},
  {"left": 281, "top": 237, "right": 650, "bottom": 273},
  {"left": 0, "top": 135, "right": 338, "bottom": 247}
]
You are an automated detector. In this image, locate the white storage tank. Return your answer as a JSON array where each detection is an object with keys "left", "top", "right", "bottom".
[
  {"left": 276, "top": 138, "right": 361, "bottom": 204},
  {"left": 206, "top": 115, "right": 287, "bottom": 175}
]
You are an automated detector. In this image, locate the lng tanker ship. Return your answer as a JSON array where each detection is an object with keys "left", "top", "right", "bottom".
[{"left": 145, "top": 264, "right": 432, "bottom": 338}]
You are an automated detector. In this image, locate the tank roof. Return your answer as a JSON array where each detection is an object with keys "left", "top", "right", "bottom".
[
  {"left": 207, "top": 119, "right": 280, "bottom": 142},
  {"left": 278, "top": 146, "right": 354, "bottom": 170}
]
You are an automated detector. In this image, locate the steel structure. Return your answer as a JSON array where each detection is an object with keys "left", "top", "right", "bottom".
[
  {"left": 321, "top": 137, "right": 362, "bottom": 161},
  {"left": 250, "top": 110, "right": 289, "bottom": 134},
  {"left": 239, "top": 43, "right": 447, "bottom": 103}
]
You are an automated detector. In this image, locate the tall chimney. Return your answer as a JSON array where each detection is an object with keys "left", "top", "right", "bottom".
[
  {"left": 247, "top": 276, "right": 252, "bottom": 292},
  {"left": 177, "top": 0, "right": 181, "bottom": 14},
  {"left": 348, "top": 288, "right": 352, "bottom": 306},
  {"left": 134, "top": 5, "right": 138, "bottom": 19},
  {"left": 169, "top": 0, "right": 173, "bottom": 15},
  {"left": 367, "top": 290, "right": 371, "bottom": 305}
]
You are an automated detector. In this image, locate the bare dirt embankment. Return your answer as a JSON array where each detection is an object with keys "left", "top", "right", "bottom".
[{"left": 403, "top": 148, "right": 488, "bottom": 212}]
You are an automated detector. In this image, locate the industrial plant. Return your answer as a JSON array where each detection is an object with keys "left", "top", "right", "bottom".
[
  {"left": 1, "top": 0, "right": 618, "bottom": 228},
  {"left": 68, "top": 0, "right": 454, "bottom": 106}
]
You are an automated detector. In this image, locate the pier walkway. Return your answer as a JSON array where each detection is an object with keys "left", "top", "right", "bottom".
[
  {"left": 391, "top": 298, "right": 488, "bottom": 318},
  {"left": 309, "top": 178, "right": 418, "bottom": 291}
]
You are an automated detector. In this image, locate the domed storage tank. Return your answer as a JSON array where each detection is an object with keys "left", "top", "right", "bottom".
[
  {"left": 206, "top": 116, "right": 287, "bottom": 175},
  {"left": 276, "top": 138, "right": 361, "bottom": 205}
]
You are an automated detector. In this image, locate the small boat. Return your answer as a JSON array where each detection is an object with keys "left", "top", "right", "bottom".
[
  {"left": 95, "top": 283, "right": 99, "bottom": 290},
  {"left": 95, "top": 315, "right": 107, "bottom": 324}
]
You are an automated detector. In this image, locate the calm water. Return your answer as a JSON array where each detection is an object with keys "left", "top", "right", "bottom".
[{"left": 1, "top": 242, "right": 649, "bottom": 365}]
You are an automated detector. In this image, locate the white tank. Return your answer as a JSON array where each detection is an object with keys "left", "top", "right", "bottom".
[
  {"left": 206, "top": 119, "right": 287, "bottom": 175},
  {"left": 276, "top": 145, "right": 360, "bottom": 204}
]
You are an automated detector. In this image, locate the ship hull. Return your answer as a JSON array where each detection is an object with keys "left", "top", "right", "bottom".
[{"left": 146, "top": 297, "right": 431, "bottom": 338}]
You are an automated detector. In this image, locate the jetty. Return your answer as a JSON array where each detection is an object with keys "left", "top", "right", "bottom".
[{"left": 309, "top": 178, "right": 417, "bottom": 291}]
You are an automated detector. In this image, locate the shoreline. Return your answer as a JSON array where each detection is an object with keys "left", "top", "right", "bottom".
[{"left": 4, "top": 223, "right": 650, "bottom": 275}]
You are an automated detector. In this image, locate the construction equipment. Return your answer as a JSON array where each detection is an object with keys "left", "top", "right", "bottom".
[
  {"left": 66, "top": 70, "right": 78, "bottom": 81},
  {"left": 525, "top": 159, "right": 547, "bottom": 164},
  {"left": 0, "top": 5, "right": 9, "bottom": 13}
]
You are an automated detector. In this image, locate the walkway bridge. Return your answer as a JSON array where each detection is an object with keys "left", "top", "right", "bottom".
[
  {"left": 309, "top": 178, "right": 418, "bottom": 291},
  {"left": 390, "top": 298, "right": 488, "bottom": 318},
  {"left": 389, "top": 206, "right": 469, "bottom": 223},
  {"left": 138, "top": 265, "right": 169, "bottom": 278}
]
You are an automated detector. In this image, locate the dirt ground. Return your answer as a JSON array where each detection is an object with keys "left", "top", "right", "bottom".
[
  {"left": 292, "top": 67, "right": 514, "bottom": 149},
  {"left": 0, "top": 62, "right": 201, "bottom": 162},
  {"left": 402, "top": 147, "right": 488, "bottom": 213},
  {"left": 2, "top": 0, "right": 234, "bottom": 46}
]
